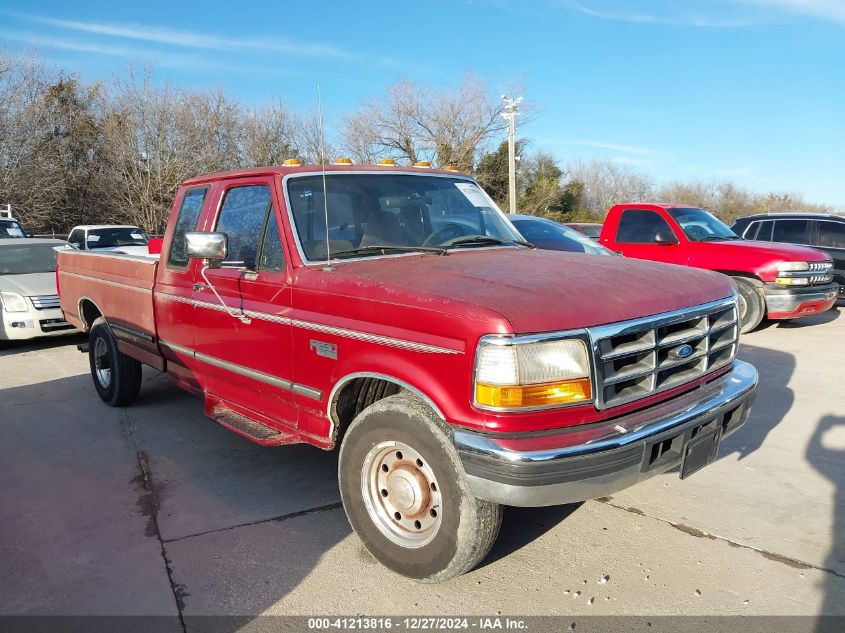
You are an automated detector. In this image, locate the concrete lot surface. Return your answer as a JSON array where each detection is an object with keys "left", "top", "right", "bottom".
[{"left": 1, "top": 307, "right": 843, "bottom": 622}]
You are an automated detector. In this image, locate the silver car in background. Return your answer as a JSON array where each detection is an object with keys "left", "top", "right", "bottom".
[{"left": 0, "top": 239, "right": 77, "bottom": 341}]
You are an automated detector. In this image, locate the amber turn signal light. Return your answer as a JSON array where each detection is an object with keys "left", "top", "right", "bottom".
[{"left": 475, "top": 378, "right": 592, "bottom": 409}]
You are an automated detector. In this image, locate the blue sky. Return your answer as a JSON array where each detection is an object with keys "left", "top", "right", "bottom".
[{"left": 2, "top": 0, "right": 844, "bottom": 207}]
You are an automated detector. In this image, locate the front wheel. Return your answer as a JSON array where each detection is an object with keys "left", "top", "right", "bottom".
[
  {"left": 338, "top": 393, "right": 502, "bottom": 582},
  {"left": 733, "top": 277, "right": 765, "bottom": 333},
  {"left": 88, "top": 317, "right": 142, "bottom": 406}
]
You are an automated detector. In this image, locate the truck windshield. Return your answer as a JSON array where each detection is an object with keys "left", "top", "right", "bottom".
[
  {"left": 510, "top": 217, "right": 613, "bottom": 255},
  {"left": 0, "top": 220, "right": 27, "bottom": 239},
  {"left": 286, "top": 174, "right": 523, "bottom": 262},
  {"left": 0, "top": 244, "right": 60, "bottom": 274},
  {"left": 668, "top": 208, "right": 739, "bottom": 241},
  {"left": 87, "top": 227, "right": 149, "bottom": 249}
]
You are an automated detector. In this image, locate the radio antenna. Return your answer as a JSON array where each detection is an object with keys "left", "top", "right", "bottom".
[{"left": 317, "top": 84, "right": 333, "bottom": 270}]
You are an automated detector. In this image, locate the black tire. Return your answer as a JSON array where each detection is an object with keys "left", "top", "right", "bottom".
[
  {"left": 733, "top": 276, "right": 765, "bottom": 333},
  {"left": 338, "top": 393, "right": 502, "bottom": 582},
  {"left": 88, "top": 317, "right": 142, "bottom": 406}
]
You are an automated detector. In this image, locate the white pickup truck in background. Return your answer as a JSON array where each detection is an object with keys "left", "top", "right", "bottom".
[{"left": 66, "top": 225, "right": 151, "bottom": 257}]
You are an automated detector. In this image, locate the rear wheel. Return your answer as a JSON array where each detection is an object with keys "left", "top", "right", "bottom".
[
  {"left": 88, "top": 317, "right": 142, "bottom": 406},
  {"left": 338, "top": 393, "right": 502, "bottom": 582},
  {"left": 733, "top": 277, "right": 765, "bottom": 333}
]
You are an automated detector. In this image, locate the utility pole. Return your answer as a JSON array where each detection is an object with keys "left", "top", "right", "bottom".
[{"left": 501, "top": 96, "right": 522, "bottom": 214}]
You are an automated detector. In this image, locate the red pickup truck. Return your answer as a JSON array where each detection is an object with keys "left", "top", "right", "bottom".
[
  {"left": 600, "top": 203, "right": 838, "bottom": 332},
  {"left": 58, "top": 164, "right": 758, "bottom": 581}
]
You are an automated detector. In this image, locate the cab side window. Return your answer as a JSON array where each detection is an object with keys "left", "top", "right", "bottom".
[
  {"left": 68, "top": 229, "right": 84, "bottom": 249},
  {"left": 215, "top": 185, "right": 284, "bottom": 271},
  {"left": 168, "top": 187, "right": 208, "bottom": 268},
  {"left": 259, "top": 213, "right": 285, "bottom": 271},
  {"left": 616, "top": 209, "right": 674, "bottom": 244},
  {"left": 754, "top": 220, "right": 774, "bottom": 241},
  {"left": 772, "top": 219, "right": 809, "bottom": 244},
  {"left": 817, "top": 221, "right": 845, "bottom": 249}
]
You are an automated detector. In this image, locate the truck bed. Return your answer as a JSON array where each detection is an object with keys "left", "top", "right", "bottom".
[{"left": 58, "top": 250, "right": 159, "bottom": 350}]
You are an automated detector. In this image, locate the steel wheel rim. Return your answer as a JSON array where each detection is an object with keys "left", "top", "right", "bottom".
[
  {"left": 93, "top": 337, "right": 112, "bottom": 388},
  {"left": 361, "top": 440, "right": 442, "bottom": 548}
]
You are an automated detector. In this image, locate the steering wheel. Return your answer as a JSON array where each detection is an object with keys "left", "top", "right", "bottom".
[
  {"left": 423, "top": 223, "right": 467, "bottom": 247},
  {"left": 684, "top": 225, "right": 708, "bottom": 240}
]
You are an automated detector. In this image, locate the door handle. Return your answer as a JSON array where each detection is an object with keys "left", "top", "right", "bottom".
[{"left": 193, "top": 282, "right": 210, "bottom": 291}]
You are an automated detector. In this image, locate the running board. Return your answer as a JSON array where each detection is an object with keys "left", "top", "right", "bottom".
[{"left": 206, "top": 401, "right": 299, "bottom": 447}]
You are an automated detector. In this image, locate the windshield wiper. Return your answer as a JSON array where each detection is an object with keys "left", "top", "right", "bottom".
[
  {"left": 447, "top": 236, "right": 535, "bottom": 249},
  {"left": 329, "top": 244, "right": 447, "bottom": 258},
  {"left": 697, "top": 235, "right": 740, "bottom": 241}
]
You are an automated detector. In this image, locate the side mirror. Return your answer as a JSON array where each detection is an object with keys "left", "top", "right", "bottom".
[
  {"left": 186, "top": 232, "right": 251, "bottom": 325},
  {"left": 185, "top": 232, "right": 227, "bottom": 265},
  {"left": 654, "top": 230, "right": 679, "bottom": 245}
]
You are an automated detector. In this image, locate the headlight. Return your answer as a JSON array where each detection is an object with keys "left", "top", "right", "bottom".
[
  {"left": 777, "top": 262, "right": 809, "bottom": 272},
  {"left": 474, "top": 337, "right": 592, "bottom": 409},
  {"left": 0, "top": 292, "right": 29, "bottom": 313}
]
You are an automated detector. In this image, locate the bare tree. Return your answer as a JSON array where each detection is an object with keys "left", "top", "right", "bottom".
[
  {"left": 657, "top": 179, "right": 833, "bottom": 224},
  {"left": 101, "top": 71, "right": 212, "bottom": 233},
  {"left": 293, "top": 110, "right": 336, "bottom": 164},
  {"left": 2, "top": 52, "right": 839, "bottom": 236},
  {"left": 339, "top": 75, "right": 507, "bottom": 169},
  {"left": 566, "top": 159, "right": 654, "bottom": 217},
  {"left": 240, "top": 102, "right": 299, "bottom": 166}
]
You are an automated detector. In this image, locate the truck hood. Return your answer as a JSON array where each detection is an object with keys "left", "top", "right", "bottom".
[
  {"left": 706, "top": 239, "right": 830, "bottom": 262},
  {"left": 327, "top": 249, "right": 735, "bottom": 334},
  {"left": 0, "top": 272, "right": 57, "bottom": 297}
]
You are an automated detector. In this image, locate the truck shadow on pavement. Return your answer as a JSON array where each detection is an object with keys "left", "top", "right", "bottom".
[
  {"left": 807, "top": 414, "right": 845, "bottom": 625},
  {"left": 722, "top": 343, "right": 795, "bottom": 460}
]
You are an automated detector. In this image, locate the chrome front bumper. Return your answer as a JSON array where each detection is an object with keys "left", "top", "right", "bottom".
[
  {"left": 764, "top": 283, "right": 839, "bottom": 317},
  {"left": 454, "top": 360, "right": 758, "bottom": 507}
]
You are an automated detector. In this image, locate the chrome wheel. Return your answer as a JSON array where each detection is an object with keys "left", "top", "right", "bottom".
[
  {"left": 361, "top": 440, "right": 442, "bottom": 548},
  {"left": 93, "top": 337, "right": 112, "bottom": 388}
]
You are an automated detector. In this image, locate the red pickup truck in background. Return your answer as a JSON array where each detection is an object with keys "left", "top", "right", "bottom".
[
  {"left": 58, "top": 164, "right": 758, "bottom": 581},
  {"left": 600, "top": 203, "right": 838, "bottom": 332}
]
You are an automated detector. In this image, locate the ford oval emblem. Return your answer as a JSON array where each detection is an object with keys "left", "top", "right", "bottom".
[{"left": 674, "top": 344, "right": 694, "bottom": 359}]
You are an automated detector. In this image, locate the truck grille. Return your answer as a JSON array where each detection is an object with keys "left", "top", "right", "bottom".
[
  {"left": 809, "top": 262, "right": 832, "bottom": 272},
  {"left": 29, "top": 294, "right": 60, "bottom": 310},
  {"left": 589, "top": 297, "right": 739, "bottom": 409},
  {"left": 809, "top": 274, "right": 833, "bottom": 285}
]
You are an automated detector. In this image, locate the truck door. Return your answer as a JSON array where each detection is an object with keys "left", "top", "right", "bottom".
[
  {"left": 612, "top": 208, "right": 688, "bottom": 266},
  {"left": 814, "top": 220, "right": 845, "bottom": 288},
  {"left": 191, "top": 177, "right": 298, "bottom": 431},
  {"left": 155, "top": 185, "right": 211, "bottom": 392}
]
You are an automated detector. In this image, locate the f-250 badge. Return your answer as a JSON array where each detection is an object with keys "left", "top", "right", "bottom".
[{"left": 310, "top": 340, "right": 338, "bottom": 360}]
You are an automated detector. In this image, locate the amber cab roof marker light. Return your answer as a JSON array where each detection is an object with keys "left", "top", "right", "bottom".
[{"left": 283, "top": 158, "right": 302, "bottom": 166}]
